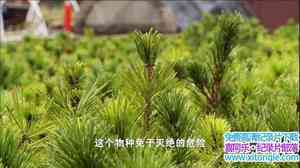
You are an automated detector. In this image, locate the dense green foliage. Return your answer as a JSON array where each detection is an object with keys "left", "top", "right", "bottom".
[{"left": 0, "top": 13, "right": 298, "bottom": 167}]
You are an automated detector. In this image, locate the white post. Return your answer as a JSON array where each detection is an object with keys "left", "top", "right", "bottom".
[
  {"left": 26, "top": 0, "right": 48, "bottom": 37},
  {"left": 70, "top": 0, "right": 80, "bottom": 13},
  {"left": 0, "top": 0, "right": 6, "bottom": 43}
]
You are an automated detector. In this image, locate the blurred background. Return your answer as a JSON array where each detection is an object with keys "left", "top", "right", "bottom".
[{"left": 1, "top": 0, "right": 299, "bottom": 39}]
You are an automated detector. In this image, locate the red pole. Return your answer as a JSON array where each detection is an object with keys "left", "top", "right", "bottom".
[{"left": 64, "top": 1, "right": 73, "bottom": 32}]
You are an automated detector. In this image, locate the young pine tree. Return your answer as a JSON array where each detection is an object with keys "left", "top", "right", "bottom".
[
  {"left": 186, "top": 13, "right": 241, "bottom": 116},
  {"left": 134, "top": 28, "right": 161, "bottom": 134},
  {"left": 123, "top": 28, "right": 176, "bottom": 136}
]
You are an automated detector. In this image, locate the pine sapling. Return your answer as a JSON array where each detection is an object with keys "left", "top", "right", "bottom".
[
  {"left": 134, "top": 28, "right": 161, "bottom": 134},
  {"left": 63, "top": 62, "right": 85, "bottom": 110},
  {"left": 210, "top": 13, "right": 240, "bottom": 110},
  {"left": 187, "top": 13, "right": 241, "bottom": 115}
]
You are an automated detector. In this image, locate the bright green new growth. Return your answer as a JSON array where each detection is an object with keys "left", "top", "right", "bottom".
[{"left": 134, "top": 28, "right": 161, "bottom": 66}]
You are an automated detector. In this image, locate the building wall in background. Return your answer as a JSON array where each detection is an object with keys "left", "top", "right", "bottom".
[{"left": 243, "top": 0, "right": 299, "bottom": 31}]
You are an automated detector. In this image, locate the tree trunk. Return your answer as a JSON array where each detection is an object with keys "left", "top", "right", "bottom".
[{"left": 143, "top": 64, "right": 154, "bottom": 135}]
